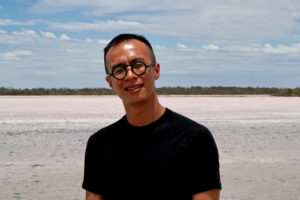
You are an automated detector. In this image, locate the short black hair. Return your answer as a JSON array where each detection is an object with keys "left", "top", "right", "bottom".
[{"left": 103, "top": 33, "right": 156, "bottom": 74}]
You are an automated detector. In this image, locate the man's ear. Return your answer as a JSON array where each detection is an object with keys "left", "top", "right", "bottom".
[
  {"left": 154, "top": 62, "right": 160, "bottom": 80},
  {"left": 106, "top": 76, "right": 113, "bottom": 89}
]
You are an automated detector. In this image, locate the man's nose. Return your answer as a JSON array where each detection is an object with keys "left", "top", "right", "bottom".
[{"left": 124, "top": 66, "right": 137, "bottom": 80}]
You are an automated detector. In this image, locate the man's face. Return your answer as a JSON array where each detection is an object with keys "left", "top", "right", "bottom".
[{"left": 105, "top": 39, "right": 160, "bottom": 106}]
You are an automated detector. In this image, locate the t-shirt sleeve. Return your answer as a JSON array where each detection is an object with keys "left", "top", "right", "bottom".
[
  {"left": 185, "top": 125, "right": 222, "bottom": 195},
  {"left": 82, "top": 133, "right": 106, "bottom": 195}
]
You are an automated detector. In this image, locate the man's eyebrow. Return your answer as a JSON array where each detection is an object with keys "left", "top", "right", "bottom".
[
  {"left": 111, "top": 57, "right": 146, "bottom": 69},
  {"left": 131, "top": 57, "right": 145, "bottom": 63},
  {"left": 111, "top": 63, "right": 123, "bottom": 70}
]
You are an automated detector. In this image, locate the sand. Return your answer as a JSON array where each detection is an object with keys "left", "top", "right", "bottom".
[{"left": 0, "top": 95, "right": 299, "bottom": 200}]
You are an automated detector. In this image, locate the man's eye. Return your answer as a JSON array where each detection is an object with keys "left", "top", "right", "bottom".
[
  {"left": 134, "top": 63, "right": 144, "bottom": 69},
  {"left": 114, "top": 68, "right": 125, "bottom": 75}
]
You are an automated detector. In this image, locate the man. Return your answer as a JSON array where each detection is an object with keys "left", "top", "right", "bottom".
[{"left": 82, "top": 33, "right": 221, "bottom": 200}]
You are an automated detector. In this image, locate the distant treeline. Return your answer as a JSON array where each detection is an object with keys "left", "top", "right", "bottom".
[{"left": 0, "top": 86, "right": 299, "bottom": 96}]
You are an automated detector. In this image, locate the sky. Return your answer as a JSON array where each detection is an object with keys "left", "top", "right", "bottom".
[{"left": 0, "top": 0, "right": 300, "bottom": 89}]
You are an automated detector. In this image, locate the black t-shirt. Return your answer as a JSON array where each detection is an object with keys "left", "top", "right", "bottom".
[{"left": 82, "top": 108, "right": 221, "bottom": 200}]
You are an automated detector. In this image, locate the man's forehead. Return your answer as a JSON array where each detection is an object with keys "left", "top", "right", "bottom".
[
  {"left": 110, "top": 39, "right": 147, "bottom": 51},
  {"left": 123, "top": 43, "right": 134, "bottom": 50},
  {"left": 106, "top": 39, "right": 150, "bottom": 61}
]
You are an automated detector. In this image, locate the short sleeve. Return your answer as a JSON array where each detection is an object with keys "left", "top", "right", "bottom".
[
  {"left": 82, "top": 133, "right": 106, "bottom": 195},
  {"left": 185, "top": 126, "right": 222, "bottom": 195}
]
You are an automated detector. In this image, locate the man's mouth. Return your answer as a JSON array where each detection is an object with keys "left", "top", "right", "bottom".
[{"left": 125, "top": 84, "right": 143, "bottom": 91}]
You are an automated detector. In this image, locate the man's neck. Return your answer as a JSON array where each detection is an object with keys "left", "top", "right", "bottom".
[{"left": 123, "top": 94, "right": 165, "bottom": 127}]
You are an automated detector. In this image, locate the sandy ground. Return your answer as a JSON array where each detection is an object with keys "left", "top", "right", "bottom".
[{"left": 0, "top": 95, "right": 299, "bottom": 200}]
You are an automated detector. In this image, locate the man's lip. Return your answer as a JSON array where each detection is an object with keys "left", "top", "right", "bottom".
[{"left": 125, "top": 84, "right": 143, "bottom": 91}]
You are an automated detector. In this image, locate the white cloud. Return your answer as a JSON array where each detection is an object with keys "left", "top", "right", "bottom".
[
  {"left": 31, "top": 0, "right": 153, "bottom": 15},
  {"left": 0, "top": 29, "right": 44, "bottom": 45},
  {"left": 12, "top": 29, "right": 39, "bottom": 37},
  {"left": 1, "top": 27, "right": 299, "bottom": 88},
  {"left": 33, "top": 70, "right": 58, "bottom": 75},
  {"left": 153, "top": 45, "right": 167, "bottom": 51},
  {"left": 48, "top": 20, "right": 143, "bottom": 31},
  {"left": 263, "top": 43, "right": 300, "bottom": 54},
  {"left": 59, "top": 34, "right": 70, "bottom": 40},
  {"left": 40, "top": 31, "right": 57, "bottom": 39},
  {"left": 176, "top": 43, "right": 188, "bottom": 49},
  {"left": 203, "top": 44, "right": 220, "bottom": 50},
  {"left": 97, "top": 39, "right": 110, "bottom": 45},
  {"left": 0, "top": 50, "right": 33, "bottom": 61},
  {"left": 0, "top": 29, "right": 107, "bottom": 88},
  {"left": 85, "top": 38, "right": 93, "bottom": 42},
  {"left": 0, "top": 19, "right": 35, "bottom": 26},
  {"left": 31, "top": 0, "right": 93, "bottom": 13},
  {"left": 0, "top": 30, "right": 103, "bottom": 59},
  {"left": 222, "top": 43, "right": 300, "bottom": 54},
  {"left": 29, "top": 0, "right": 300, "bottom": 45},
  {"left": 1, "top": 0, "right": 300, "bottom": 88}
]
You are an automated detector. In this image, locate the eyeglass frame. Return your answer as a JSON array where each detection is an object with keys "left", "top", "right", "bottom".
[{"left": 107, "top": 61, "right": 156, "bottom": 80}]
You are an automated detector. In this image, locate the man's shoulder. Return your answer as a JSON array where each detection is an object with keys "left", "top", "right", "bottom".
[
  {"left": 166, "top": 108, "right": 210, "bottom": 134},
  {"left": 164, "top": 109, "right": 218, "bottom": 156},
  {"left": 88, "top": 116, "right": 126, "bottom": 144}
]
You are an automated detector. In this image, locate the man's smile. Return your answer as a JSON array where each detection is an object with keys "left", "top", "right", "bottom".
[{"left": 125, "top": 84, "right": 143, "bottom": 92}]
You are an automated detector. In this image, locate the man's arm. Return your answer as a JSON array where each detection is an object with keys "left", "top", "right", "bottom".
[
  {"left": 86, "top": 190, "right": 104, "bottom": 200},
  {"left": 192, "top": 189, "right": 220, "bottom": 200}
]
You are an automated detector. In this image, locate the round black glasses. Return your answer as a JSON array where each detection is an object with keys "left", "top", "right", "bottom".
[{"left": 108, "top": 61, "right": 155, "bottom": 80}]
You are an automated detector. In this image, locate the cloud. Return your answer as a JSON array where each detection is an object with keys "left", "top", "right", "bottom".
[
  {"left": 203, "top": 44, "right": 220, "bottom": 51},
  {"left": 47, "top": 20, "right": 143, "bottom": 31},
  {"left": 1, "top": 0, "right": 300, "bottom": 88},
  {"left": 222, "top": 43, "right": 300, "bottom": 55},
  {"left": 97, "top": 39, "right": 110, "bottom": 45},
  {"left": 153, "top": 45, "right": 167, "bottom": 51},
  {"left": 155, "top": 41, "right": 300, "bottom": 82},
  {"left": 85, "top": 38, "right": 93, "bottom": 43},
  {"left": 59, "top": 34, "right": 70, "bottom": 40},
  {"left": 0, "top": 19, "right": 36, "bottom": 26},
  {"left": 29, "top": 0, "right": 300, "bottom": 45},
  {"left": 1, "top": 27, "right": 299, "bottom": 88},
  {"left": 30, "top": 0, "right": 156, "bottom": 15},
  {"left": 263, "top": 43, "right": 300, "bottom": 54},
  {"left": 0, "top": 29, "right": 43, "bottom": 45},
  {"left": 12, "top": 29, "right": 39, "bottom": 37},
  {"left": 0, "top": 30, "right": 36, "bottom": 45},
  {"left": 0, "top": 29, "right": 107, "bottom": 88},
  {"left": 40, "top": 31, "right": 57, "bottom": 39},
  {"left": 33, "top": 70, "right": 58, "bottom": 75},
  {"left": 0, "top": 50, "right": 33, "bottom": 61},
  {"left": 176, "top": 43, "right": 188, "bottom": 49}
]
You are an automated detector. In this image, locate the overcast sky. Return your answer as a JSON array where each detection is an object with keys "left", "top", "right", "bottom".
[{"left": 0, "top": 0, "right": 299, "bottom": 88}]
